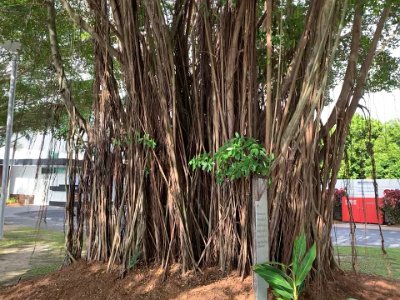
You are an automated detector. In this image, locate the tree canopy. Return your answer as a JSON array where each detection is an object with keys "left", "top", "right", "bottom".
[
  {"left": 339, "top": 114, "right": 400, "bottom": 179},
  {"left": 1, "top": 1, "right": 399, "bottom": 141},
  {"left": 0, "top": 0, "right": 94, "bottom": 143}
]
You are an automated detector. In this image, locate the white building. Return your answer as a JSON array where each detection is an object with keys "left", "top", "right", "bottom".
[
  {"left": 336, "top": 179, "right": 400, "bottom": 197},
  {"left": 0, "top": 134, "right": 70, "bottom": 206}
]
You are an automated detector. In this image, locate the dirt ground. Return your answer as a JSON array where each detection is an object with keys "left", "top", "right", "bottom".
[{"left": 1, "top": 261, "right": 400, "bottom": 300}]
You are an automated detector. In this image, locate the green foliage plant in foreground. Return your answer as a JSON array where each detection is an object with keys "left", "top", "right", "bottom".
[
  {"left": 253, "top": 233, "right": 316, "bottom": 300},
  {"left": 189, "top": 133, "right": 273, "bottom": 183}
]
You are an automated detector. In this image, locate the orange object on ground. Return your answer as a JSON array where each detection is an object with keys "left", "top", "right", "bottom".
[{"left": 342, "top": 196, "right": 384, "bottom": 224}]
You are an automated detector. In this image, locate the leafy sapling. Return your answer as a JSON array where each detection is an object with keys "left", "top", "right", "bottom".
[
  {"left": 253, "top": 232, "right": 316, "bottom": 300},
  {"left": 189, "top": 133, "right": 273, "bottom": 183}
]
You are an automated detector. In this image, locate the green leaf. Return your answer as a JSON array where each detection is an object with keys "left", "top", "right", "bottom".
[
  {"left": 253, "top": 264, "right": 294, "bottom": 299},
  {"left": 292, "top": 232, "right": 306, "bottom": 276},
  {"left": 295, "top": 242, "right": 316, "bottom": 286},
  {"left": 273, "top": 291, "right": 289, "bottom": 300},
  {"left": 250, "top": 148, "right": 259, "bottom": 156},
  {"left": 188, "top": 135, "right": 273, "bottom": 183}
]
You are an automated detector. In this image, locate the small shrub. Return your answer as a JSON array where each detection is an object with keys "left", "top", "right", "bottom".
[
  {"left": 128, "top": 250, "right": 141, "bottom": 270},
  {"left": 189, "top": 133, "right": 273, "bottom": 183},
  {"left": 333, "top": 188, "right": 345, "bottom": 220},
  {"left": 382, "top": 189, "right": 400, "bottom": 225},
  {"left": 6, "top": 197, "right": 18, "bottom": 204},
  {"left": 253, "top": 232, "right": 316, "bottom": 300},
  {"left": 334, "top": 188, "right": 346, "bottom": 203}
]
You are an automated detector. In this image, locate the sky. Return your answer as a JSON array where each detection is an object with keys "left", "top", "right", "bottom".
[
  {"left": 363, "top": 90, "right": 400, "bottom": 122},
  {"left": 322, "top": 88, "right": 400, "bottom": 123},
  {"left": 322, "top": 46, "right": 400, "bottom": 123},
  {"left": 365, "top": 46, "right": 400, "bottom": 122}
]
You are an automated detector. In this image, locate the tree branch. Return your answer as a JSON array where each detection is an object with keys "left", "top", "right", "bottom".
[
  {"left": 59, "top": 0, "right": 122, "bottom": 61},
  {"left": 344, "top": 2, "right": 392, "bottom": 124},
  {"left": 265, "top": 0, "right": 272, "bottom": 150},
  {"left": 324, "top": 1, "right": 363, "bottom": 132},
  {"left": 46, "top": 0, "right": 89, "bottom": 135}
]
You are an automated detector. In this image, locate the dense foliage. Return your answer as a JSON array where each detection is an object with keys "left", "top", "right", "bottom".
[
  {"left": 382, "top": 189, "right": 400, "bottom": 224},
  {"left": 189, "top": 134, "right": 273, "bottom": 183},
  {"left": 0, "top": 1, "right": 94, "bottom": 143},
  {"left": 339, "top": 114, "right": 400, "bottom": 179}
]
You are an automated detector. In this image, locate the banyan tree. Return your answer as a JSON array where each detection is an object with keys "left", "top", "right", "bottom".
[{"left": 45, "top": 0, "right": 399, "bottom": 283}]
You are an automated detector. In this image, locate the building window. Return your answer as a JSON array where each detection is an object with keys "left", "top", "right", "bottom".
[
  {"left": 41, "top": 167, "right": 66, "bottom": 174},
  {"left": 48, "top": 151, "right": 59, "bottom": 159}
]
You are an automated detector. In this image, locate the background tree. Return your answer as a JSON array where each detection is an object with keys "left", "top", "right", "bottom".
[
  {"left": 373, "top": 120, "right": 400, "bottom": 178},
  {"left": 339, "top": 114, "right": 400, "bottom": 179},
  {"left": 339, "top": 114, "right": 382, "bottom": 179},
  {"left": 0, "top": 0, "right": 94, "bottom": 144}
]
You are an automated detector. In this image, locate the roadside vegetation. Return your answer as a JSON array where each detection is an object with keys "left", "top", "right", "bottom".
[
  {"left": 335, "top": 246, "right": 400, "bottom": 279},
  {"left": 339, "top": 114, "right": 400, "bottom": 179}
]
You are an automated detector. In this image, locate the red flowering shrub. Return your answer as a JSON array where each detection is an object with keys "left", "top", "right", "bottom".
[
  {"left": 333, "top": 189, "right": 346, "bottom": 220},
  {"left": 334, "top": 188, "right": 346, "bottom": 203},
  {"left": 383, "top": 189, "right": 400, "bottom": 207},
  {"left": 382, "top": 189, "right": 400, "bottom": 224}
]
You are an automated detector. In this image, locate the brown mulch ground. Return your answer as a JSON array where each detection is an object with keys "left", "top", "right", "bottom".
[{"left": 1, "top": 261, "right": 399, "bottom": 300}]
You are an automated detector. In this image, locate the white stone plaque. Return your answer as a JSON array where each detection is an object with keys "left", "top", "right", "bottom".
[{"left": 252, "top": 178, "right": 269, "bottom": 300}]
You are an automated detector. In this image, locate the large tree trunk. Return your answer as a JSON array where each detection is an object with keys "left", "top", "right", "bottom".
[{"left": 47, "top": 0, "right": 393, "bottom": 283}]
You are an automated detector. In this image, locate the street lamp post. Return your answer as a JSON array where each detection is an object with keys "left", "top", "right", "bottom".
[{"left": 0, "top": 41, "right": 21, "bottom": 239}]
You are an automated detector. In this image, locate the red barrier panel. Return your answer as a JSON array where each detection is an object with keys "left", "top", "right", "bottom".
[{"left": 342, "top": 197, "right": 384, "bottom": 224}]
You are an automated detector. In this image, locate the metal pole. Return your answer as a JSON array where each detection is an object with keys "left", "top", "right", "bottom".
[{"left": 0, "top": 51, "right": 18, "bottom": 239}]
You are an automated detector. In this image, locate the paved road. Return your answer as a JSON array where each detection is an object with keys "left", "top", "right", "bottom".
[
  {"left": 4, "top": 206, "right": 400, "bottom": 248},
  {"left": 331, "top": 224, "right": 400, "bottom": 248},
  {"left": 4, "top": 205, "right": 65, "bottom": 231}
]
